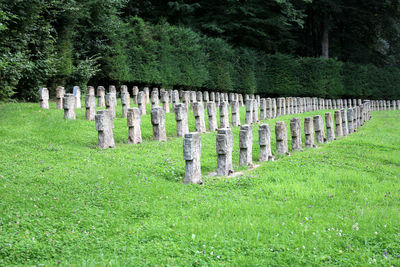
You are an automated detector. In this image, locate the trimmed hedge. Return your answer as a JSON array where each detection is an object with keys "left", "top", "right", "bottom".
[{"left": 2, "top": 17, "right": 400, "bottom": 100}]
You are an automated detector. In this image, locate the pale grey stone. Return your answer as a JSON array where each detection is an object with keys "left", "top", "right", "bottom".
[
  {"left": 275, "top": 121, "right": 288, "bottom": 155},
  {"left": 341, "top": 109, "right": 348, "bottom": 136},
  {"left": 132, "top": 86, "right": 139, "bottom": 104},
  {"left": 183, "top": 132, "right": 202, "bottom": 184},
  {"left": 219, "top": 102, "right": 230, "bottom": 128},
  {"left": 196, "top": 91, "right": 203, "bottom": 102},
  {"left": 290, "top": 117, "right": 302, "bottom": 151},
  {"left": 313, "top": 115, "right": 325, "bottom": 143},
  {"left": 334, "top": 110, "right": 343, "bottom": 137},
  {"left": 95, "top": 110, "right": 115, "bottom": 149},
  {"left": 63, "top": 93, "right": 76, "bottom": 119},
  {"left": 193, "top": 102, "right": 206, "bottom": 133},
  {"left": 108, "top": 85, "right": 117, "bottom": 107},
  {"left": 105, "top": 93, "right": 116, "bottom": 118},
  {"left": 160, "top": 91, "right": 170, "bottom": 113},
  {"left": 304, "top": 117, "right": 315, "bottom": 148},
  {"left": 85, "top": 92, "right": 96, "bottom": 121},
  {"left": 325, "top": 112, "right": 335, "bottom": 141},
  {"left": 121, "top": 91, "right": 130, "bottom": 118},
  {"left": 39, "top": 87, "right": 49, "bottom": 109},
  {"left": 97, "top": 86, "right": 105, "bottom": 107},
  {"left": 259, "top": 124, "right": 273, "bottom": 161},
  {"left": 216, "top": 128, "right": 233, "bottom": 176},
  {"left": 73, "top": 86, "right": 81, "bottom": 108},
  {"left": 56, "top": 86, "right": 65, "bottom": 109},
  {"left": 245, "top": 100, "right": 253, "bottom": 124},
  {"left": 127, "top": 108, "right": 142, "bottom": 144},
  {"left": 239, "top": 125, "right": 253, "bottom": 166},
  {"left": 137, "top": 91, "right": 146, "bottom": 116},
  {"left": 174, "top": 103, "right": 189, "bottom": 137},
  {"left": 207, "top": 102, "right": 218, "bottom": 131},
  {"left": 144, "top": 87, "right": 150, "bottom": 103},
  {"left": 151, "top": 106, "right": 167, "bottom": 141},
  {"left": 151, "top": 90, "right": 159, "bottom": 108},
  {"left": 231, "top": 100, "right": 240, "bottom": 127}
]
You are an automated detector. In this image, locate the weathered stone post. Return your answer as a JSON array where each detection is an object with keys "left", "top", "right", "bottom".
[
  {"left": 231, "top": 100, "right": 240, "bottom": 127},
  {"left": 56, "top": 86, "right": 65, "bottom": 109},
  {"left": 207, "top": 102, "right": 218, "bottom": 131},
  {"left": 137, "top": 91, "right": 146, "bottom": 116},
  {"left": 216, "top": 128, "right": 233, "bottom": 176},
  {"left": 182, "top": 91, "right": 190, "bottom": 111},
  {"left": 151, "top": 106, "right": 167, "bottom": 141},
  {"left": 85, "top": 87, "right": 96, "bottom": 121},
  {"left": 341, "top": 109, "right": 348, "bottom": 136},
  {"left": 239, "top": 125, "right": 253, "bottom": 166},
  {"left": 219, "top": 102, "right": 230, "bottom": 128},
  {"left": 259, "top": 98, "right": 266, "bottom": 121},
  {"left": 347, "top": 108, "right": 354, "bottom": 134},
  {"left": 193, "top": 102, "right": 206, "bottom": 133},
  {"left": 304, "top": 117, "right": 315, "bottom": 148},
  {"left": 132, "top": 86, "right": 139, "bottom": 104},
  {"left": 196, "top": 91, "right": 203, "bottom": 102},
  {"left": 334, "top": 110, "right": 343, "bottom": 137},
  {"left": 210, "top": 92, "right": 215, "bottom": 103},
  {"left": 266, "top": 98, "right": 272, "bottom": 119},
  {"left": 252, "top": 99, "right": 259, "bottom": 123},
  {"left": 275, "top": 121, "right": 288, "bottom": 155},
  {"left": 160, "top": 91, "right": 170, "bottom": 113},
  {"left": 105, "top": 93, "right": 116, "bottom": 118},
  {"left": 245, "top": 99, "right": 253, "bottom": 124},
  {"left": 325, "top": 112, "right": 335, "bottom": 141},
  {"left": 127, "top": 108, "right": 142, "bottom": 144},
  {"left": 259, "top": 124, "right": 273, "bottom": 161},
  {"left": 272, "top": 98, "right": 277, "bottom": 118},
  {"left": 151, "top": 90, "right": 159, "bottom": 108},
  {"left": 171, "top": 90, "right": 180, "bottom": 109},
  {"left": 144, "top": 87, "right": 150, "bottom": 103},
  {"left": 97, "top": 86, "right": 105, "bottom": 107},
  {"left": 95, "top": 110, "right": 115, "bottom": 149},
  {"left": 121, "top": 90, "right": 130, "bottom": 118},
  {"left": 203, "top": 91, "right": 209, "bottom": 103},
  {"left": 290, "top": 117, "right": 302, "bottom": 151},
  {"left": 63, "top": 93, "right": 76, "bottom": 119},
  {"left": 313, "top": 115, "right": 325, "bottom": 143},
  {"left": 73, "top": 86, "right": 81, "bottom": 108},
  {"left": 239, "top": 94, "right": 244, "bottom": 106},
  {"left": 39, "top": 87, "right": 49, "bottom": 109},
  {"left": 183, "top": 132, "right": 202, "bottom": 184},
  {"left": 174, "top": 103, "right": 189, "bottom": 137},
  {"left": 109, "top": 85, "right": 117, "bottom": 107}
]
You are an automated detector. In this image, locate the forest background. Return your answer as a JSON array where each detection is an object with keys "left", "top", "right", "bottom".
[{"left": 1, "top": 0, "right": 400, "bottom": 101}]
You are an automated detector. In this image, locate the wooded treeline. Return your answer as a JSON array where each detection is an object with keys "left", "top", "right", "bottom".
[{"left": 1, "top": 0, "right": 400, "bottom": 101}]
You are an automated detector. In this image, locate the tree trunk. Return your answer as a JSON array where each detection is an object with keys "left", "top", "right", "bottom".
[{"left": 321, "top": 15, "right": 329, "bottom": 58}]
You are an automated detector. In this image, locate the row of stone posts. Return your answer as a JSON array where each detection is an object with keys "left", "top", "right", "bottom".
[
  {"left": 183, "top": 102, "right": 372, "bottom": 184},
  {"left": 39, "top": 85, "right": 400, "bottom": 117}
]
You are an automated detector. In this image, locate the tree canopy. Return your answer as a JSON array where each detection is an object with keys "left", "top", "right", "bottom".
[{"left": 1, "top": 0, "right": 400, "bottom": 100}]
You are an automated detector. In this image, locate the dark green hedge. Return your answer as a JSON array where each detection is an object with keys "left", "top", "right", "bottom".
[{"left": 2, "top": 17, "right": 400, "bottom": 100}]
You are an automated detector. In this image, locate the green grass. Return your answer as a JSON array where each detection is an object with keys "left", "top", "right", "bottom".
[{"left": 0, "top": 101, "right": 399, "bottom": 266}]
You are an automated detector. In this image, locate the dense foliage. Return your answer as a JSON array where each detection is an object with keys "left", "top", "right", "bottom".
[{"left": 1, "top": 0, "right": 400, "bottom": 101}]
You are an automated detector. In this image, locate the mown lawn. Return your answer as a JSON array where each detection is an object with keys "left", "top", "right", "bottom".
[{"left": 0, "top": 101, "right": 399, "bottom": 266}]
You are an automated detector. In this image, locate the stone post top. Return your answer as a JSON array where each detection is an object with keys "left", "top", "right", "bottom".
[
  {"left": 290, "top": 117, "right": 300, "bottom": 123},
  {"left": 240, "top": 124, "right": 251, "bottom": 131},
  {"left": 217, "top": 128, "right": 231, "bottom": 134},
  {"left": 184, "top": 132, "right": 200, "bottom": 139},
  {"left": 259, "top": 123, "right": 270, "bottom": 130},
  {"left": 109, "top": 85, "right": 116, "bottom": 92},
  {"left": 276, "top": 121, "right": 286, "bottom": 126}
]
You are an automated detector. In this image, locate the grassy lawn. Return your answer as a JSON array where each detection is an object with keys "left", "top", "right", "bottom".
[{"left": 0, "top": 101, "right": 399, "bottom": 266}]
